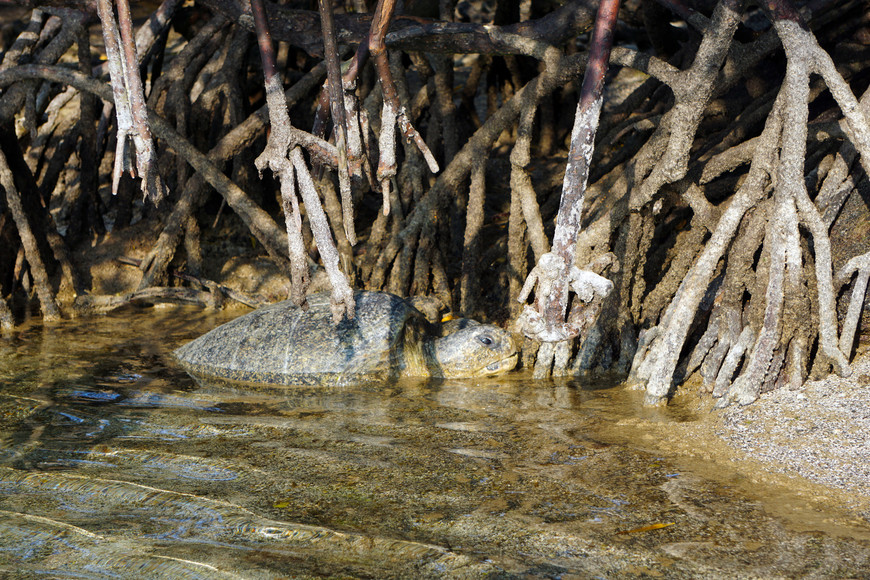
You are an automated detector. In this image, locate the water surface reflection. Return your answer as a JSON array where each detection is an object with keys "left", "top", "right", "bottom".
[{"left": 0, "top": 306, "right": 868, "bottom": 578}]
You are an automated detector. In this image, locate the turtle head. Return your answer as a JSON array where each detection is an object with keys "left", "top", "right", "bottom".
[{"left": 431, "top": 324, "right": 518, "bottom": 378}]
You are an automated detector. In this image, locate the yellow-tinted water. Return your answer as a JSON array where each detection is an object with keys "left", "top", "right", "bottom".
[{"left": 0, "top": 306, "right": 868, "bottom": 577}]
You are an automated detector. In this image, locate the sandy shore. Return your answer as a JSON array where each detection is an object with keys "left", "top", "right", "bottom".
[
  {"left": 715, "top": 354, "right": 870, "bottom": 519},
  {"left": 597, "top": 355, "right": 870, "bottom": 533}
]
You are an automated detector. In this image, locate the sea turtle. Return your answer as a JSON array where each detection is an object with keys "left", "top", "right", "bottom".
[{"left": 175, "top": 291, "right": 518, "bottom": 386}]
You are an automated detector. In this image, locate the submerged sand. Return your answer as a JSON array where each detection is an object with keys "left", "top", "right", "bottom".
[
  {"left": 715, "top": 355, "right": 870, "bottom": 520},
  {"left": 594, "top": 354, "right": 870, "bottom": 537}
]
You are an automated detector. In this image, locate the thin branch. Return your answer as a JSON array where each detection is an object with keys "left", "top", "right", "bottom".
[
  {"left": 251, "top": 0, "right": 354, "bottom": 316},
  {"left": 632, "top": 0, "right": 743, "bottom": 209},
  {"left": 369, "top": 0, "right": 439, "bottom": 174},
  {"left": 198, "top": 0, "right": 595, "bottom": 58},
  {"left": 460, "top": 159, "right": 486, "bottom": 315},
  {"left": 318, "top": 0, "right": 356, "bottom": 245}
]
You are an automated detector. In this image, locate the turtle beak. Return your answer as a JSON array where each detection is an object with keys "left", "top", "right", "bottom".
[{"left": 484, "top": 352, "right": 518, "bottom": 375}]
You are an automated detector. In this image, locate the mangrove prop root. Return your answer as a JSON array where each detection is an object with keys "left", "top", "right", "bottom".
[
  {"left": 0, "top": 147, "right": 60, "bottom": 321},
  {"left": 460, "top": 160, "right": 486, "bottom": 315},
  {"left": 517, "top": 0, "right": 619, "bottom": 345},
  {"left": 0, "top": 0, "right": 867, "bottom": 411},
  {"left": 96, "top": 0, "right": 165, "bottom": 202},
  {"left": 74, "top": 287, "right": 222, "bottom": 314},
  {"left": 252, "top": 0, "right": 352, "bottom": 318},
  {"left": 318, "top": 0, "right": 355, "bottom": 245}
]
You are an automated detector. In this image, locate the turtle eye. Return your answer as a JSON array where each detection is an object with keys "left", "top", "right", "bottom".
[{"left": 478, "top": 335, "right": 494, "bottom": 346}]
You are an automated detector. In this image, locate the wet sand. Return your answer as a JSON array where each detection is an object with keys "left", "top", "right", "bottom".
[{"left": 595, "top": 354, "right": 870, "bottom": 540}]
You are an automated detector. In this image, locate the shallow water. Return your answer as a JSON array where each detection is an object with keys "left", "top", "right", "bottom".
[{"left": 0, "top": 306, "right": 868, "bottom": 578}]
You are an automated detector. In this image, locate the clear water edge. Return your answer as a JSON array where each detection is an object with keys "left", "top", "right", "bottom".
[{"left": 0, "top": 304, "right": 868, "bottom": 578}]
